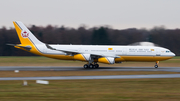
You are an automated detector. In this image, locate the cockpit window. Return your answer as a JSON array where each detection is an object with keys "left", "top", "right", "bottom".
[{"left": 166, "top": 50, "right": 171, "bottom": 53}]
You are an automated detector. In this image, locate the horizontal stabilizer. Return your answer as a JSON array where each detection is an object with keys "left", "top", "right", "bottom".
[{"left": 7, "top": 44, "right": 32, "bottom": 51}]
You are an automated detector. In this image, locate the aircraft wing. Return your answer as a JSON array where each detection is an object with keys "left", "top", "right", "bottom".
[
  {"left": 90, "top": 53, "right": 120, "bottom": 58},
  {"left": 46, "top": 44, "right": 120, "bottom": 58},
  {"left": 46, "top": 44, "right": 80, "bottom": 56}
]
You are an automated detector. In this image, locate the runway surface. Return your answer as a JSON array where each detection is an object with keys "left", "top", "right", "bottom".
[
  {"left": 0, "top": 74, "right": 180, "bottom": 80},
  {"left": 0, "top": 66, "right": 180, "bottom": 80},
  {"left": 0, "top": 66, "right": 180, "bottom": 72}
]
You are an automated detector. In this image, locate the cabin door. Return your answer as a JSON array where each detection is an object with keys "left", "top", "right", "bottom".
[
  {"left": 156, "top": 49, "right": 161, "bottom": 56},
  {"left": 122, "top": 48, "right": 127, "bottom": 55}
]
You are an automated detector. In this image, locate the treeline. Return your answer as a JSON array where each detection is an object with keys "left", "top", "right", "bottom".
[{"left": 0, "top": 25, "right": 180, "bottom": 56}]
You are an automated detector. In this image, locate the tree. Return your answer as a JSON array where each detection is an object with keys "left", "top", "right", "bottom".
[{"left": 91, "top": 27, "right": 111, "bottom": 45}]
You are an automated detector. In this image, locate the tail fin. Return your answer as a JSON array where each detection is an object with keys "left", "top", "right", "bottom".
[{"left": 13, "top": 21, "right": 44, "bottom": 45}]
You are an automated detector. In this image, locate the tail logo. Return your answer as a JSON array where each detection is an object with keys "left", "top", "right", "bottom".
[{"left": 21, "top": 31, "right": 29, "bottom": 38}]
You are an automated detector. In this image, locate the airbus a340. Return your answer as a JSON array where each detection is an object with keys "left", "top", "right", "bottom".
[{"left": 9, "top": 21, "right": 175, "bottom": 69}]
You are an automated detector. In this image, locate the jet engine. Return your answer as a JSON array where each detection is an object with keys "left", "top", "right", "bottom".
[
  {"left": 74, "top": 54, "right": 91, "bottom": 61},
  {"left": 98, "top": 57, "right": 115, "bottom": 64}
]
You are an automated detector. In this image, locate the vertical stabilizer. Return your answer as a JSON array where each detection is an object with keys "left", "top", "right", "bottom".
[{"left": 13, "top": 21, "right": 44, "bottom": 45}]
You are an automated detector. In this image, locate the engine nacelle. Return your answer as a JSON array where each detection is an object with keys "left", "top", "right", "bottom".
[
  {"left": 98, "top": 57, "right": 115, "bottom": 64},
  {"left": 74, "top": 54, "right": 91, "bottom": 61}
]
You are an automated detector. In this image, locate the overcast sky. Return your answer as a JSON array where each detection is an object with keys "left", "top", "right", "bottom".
[{"left": 1, "top": 0, "right": 180, "bottom": 29}]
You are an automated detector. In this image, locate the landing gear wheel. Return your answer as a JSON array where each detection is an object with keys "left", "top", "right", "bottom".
[
  {"left": 154, "top": 65, "right": 158, "bottom": 68},
  {"left": 95, "top": 64, "right": 99, "bottom": 68},
  {"left": 155, "top": 61, "right": 159, "bottom": 68},
  {"left": 89, "top": 64, "right": 94, "bottom": 69},
  {"left": 84, "top": 64, "right": 89, "bottom": 69}
]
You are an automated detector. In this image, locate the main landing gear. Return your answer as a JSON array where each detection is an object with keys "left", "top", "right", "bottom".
[
  {"left": 83, "top": 63, "right": 99, "bottom": 69},
  {"left": 154, "top": 61, "right": 159, "bottom": 68}
]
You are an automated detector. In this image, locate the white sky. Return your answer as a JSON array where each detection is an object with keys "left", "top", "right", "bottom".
[{"left": 1, "top": 0, "right": 180, "bottom": 29}]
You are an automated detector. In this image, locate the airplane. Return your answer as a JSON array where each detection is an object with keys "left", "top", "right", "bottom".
[{"left": 9, "top": 21, "right": 176, "bottom": 69}]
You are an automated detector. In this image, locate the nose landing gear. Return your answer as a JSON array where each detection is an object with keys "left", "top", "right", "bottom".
[{"left": 154, "top": 61, "right": 159, "bottom": 68}]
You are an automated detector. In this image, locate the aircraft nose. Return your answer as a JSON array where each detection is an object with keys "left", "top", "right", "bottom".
[{"left": 171, "top": 52, "right": 176, "bottom": 57}]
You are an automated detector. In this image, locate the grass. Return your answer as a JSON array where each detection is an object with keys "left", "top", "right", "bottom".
[
  {"left": 0, "top": 56, "right": 180, "bottom": 100},
  {"left": 0, "top": 56, "right": 179, "bottom": 67},
  {"left": 0, "top": 56, "right": 67, "bottom": 63},
  {"left": 0, "top": 79, "right": 180, "bottom": 101}
]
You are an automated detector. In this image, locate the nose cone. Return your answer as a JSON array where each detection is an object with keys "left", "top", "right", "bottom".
[{"left": 171, "top": 52, "right": 176, "bottom": 57}]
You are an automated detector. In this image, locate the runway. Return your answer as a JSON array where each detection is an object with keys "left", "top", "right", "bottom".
[
  {"left": 0, "top": 66, "right": 180, "bottom": 80},
  {"left": 0, "top": 66, "right": 180, "bottom": 72},
  {"left": 0, "top": 74, "right": 180, "bottom": 80}
]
